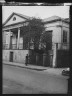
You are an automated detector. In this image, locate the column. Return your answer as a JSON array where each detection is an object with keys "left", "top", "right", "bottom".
[
  {"left": 9, "top": 30, "right": 11, "bottom": 49},
  {"left": 17, "top": 28, "right": 20, "bottom": 49}
]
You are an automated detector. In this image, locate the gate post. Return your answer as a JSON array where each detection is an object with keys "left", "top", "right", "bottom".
[
  {"left": 43, "top": 53, "right": 47, "bottom": 67},
  {"left": 49, "top": 50, "right": 53, "bottom": 67},
  {"left": 36, "top": 53, "right": 39, "bottom": 65}
]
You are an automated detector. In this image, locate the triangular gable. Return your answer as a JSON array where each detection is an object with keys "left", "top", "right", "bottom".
[{"left": 3, "top": 12, "right": 30, "bottom": 27}]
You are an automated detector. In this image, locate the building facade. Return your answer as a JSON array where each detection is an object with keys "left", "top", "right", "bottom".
[
  {"left": 2, "top": 12, "right": 69, "bottom": 67},
  {"left": 43, "top": 16, "right": 69, "bottom": 67}
]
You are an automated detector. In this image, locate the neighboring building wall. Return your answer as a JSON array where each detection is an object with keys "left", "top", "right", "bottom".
[
  {"left": 45, "top": 21, "right": 62, "bottom": 49},
  {"left": 44, "top": 20, "right": 69, "bottom": 67},
  {"left": 2, "top": 50, "right": 29, "bottom": 63},
  {"left": 45, "top": 21, "right": 69, "bottom": 50}
]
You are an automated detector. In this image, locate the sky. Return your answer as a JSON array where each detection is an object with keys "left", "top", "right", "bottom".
[{"left": 2, "top": 6, "right": 70, "bottom": 23}]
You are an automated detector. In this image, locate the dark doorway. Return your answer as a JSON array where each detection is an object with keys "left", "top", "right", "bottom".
[
  {"left": 10, "top": 52, "right": 13, "bottom": 62},
  {"left": 45, "top": 30, "right": 52, "bottom": 50}
]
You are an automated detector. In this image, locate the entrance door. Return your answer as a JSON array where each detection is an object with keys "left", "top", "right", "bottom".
[{"left": 10, "top": 52, "right": 13, "bottom": 62}]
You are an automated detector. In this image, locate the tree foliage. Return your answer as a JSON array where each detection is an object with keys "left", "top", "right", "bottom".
[
  {"left": 21, "top": 17, "right": 45, "bottom": 49},
  {"left": 41, "top": 31, "right": 52, "bottom": 50}
]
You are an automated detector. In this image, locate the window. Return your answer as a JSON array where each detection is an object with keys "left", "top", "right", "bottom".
[
  {"left": 63, "top": 30, "right": 67, "bottom": 43},
  {"left": 13, "top": 17, "right": 16, "bottom": 21}
]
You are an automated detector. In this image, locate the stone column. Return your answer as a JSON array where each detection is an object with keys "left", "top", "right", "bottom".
[{"left": 17, "top": 28, "right": 20, "bottom": 49}]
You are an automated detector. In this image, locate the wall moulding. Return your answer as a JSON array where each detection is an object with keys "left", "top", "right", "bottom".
[{"left": 3, "top": 24, "right": 24, "bottom": 31}]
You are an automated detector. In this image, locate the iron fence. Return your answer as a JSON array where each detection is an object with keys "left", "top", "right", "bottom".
[
  {"left": 2, "top": 42, "right": 69, "bottom": 50},
  {"left": 3, "top": 44, "right": 23, "bottom": 50}
]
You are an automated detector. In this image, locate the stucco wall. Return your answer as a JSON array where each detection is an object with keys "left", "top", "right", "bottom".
[
  {"left": 2, "top": 50, "right": 10, "bottom": 61},
  {"left": 2, "top": 50, "right": 29, "bottom": 63},
  {"left": 46, "top": 26, "right": 61, "bottom": 49},
  {"left": 45, "top": 21, "right": 69, "bottom": 50},
  {"left": 13, "top": 50, "right": 28, "bottom": 63},
  {"left": 61, "top": 24, "right": 69, "bottom": 50}
]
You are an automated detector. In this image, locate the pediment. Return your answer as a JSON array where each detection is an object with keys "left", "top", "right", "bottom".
[{"left": 3, "top": 12, "right": 29, "bottom": 27}]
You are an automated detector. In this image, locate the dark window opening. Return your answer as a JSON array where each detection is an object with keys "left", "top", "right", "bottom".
[
  {"left": 63, "top": 30, "right": 67, "bottom": 43},
  {"left": 13, "top": 17, "right": 16, "bottom": 21}
]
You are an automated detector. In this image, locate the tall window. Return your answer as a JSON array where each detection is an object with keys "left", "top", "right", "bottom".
[
  {"left": 19, "top": 37, "right": 23, "bottom": 49},
  {"left": 63, "top": 30, "right": 67, "bottom": 43}
]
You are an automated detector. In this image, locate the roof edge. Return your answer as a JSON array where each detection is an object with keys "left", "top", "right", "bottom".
[{"left": 2, "top": 12, "right": 31, "bottom": 26}]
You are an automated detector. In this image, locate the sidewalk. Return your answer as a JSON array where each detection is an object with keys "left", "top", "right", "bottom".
[
  {"left": 3, "top": 61, "right": 48, "bottom": 71},
  {"left": 3, "top": 61, "right": 68, "bottom": 76}
]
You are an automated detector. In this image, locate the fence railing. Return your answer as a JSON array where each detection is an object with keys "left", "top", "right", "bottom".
[
  {"left": 3, "top": 44, "right": 23, "bottom": 50},
  {"left": 52, "top": 43, "right": 69, "bottom": 50},
  {"left": 3, "top": 44, "right": 9, "bottom": 49},
  {"left": 2, "top": 43, "right": 69, "bottom": 50},
  {"left": 12, "top": 44, "right": 17, "bottom": 49}
]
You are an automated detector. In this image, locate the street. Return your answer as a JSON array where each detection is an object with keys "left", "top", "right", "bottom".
[{"left": 3, "top": 64, "right": 68, "bottom": 94}]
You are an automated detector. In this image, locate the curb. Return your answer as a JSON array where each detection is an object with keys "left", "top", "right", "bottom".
[
  {"left": 3, "top": 62, "right": 69, "bottom": 79},
  {"left": 3, "top": 63, "right": 47, "bottom": 71}
]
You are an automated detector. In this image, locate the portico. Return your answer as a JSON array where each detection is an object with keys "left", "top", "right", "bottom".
[{"left": 2, "top": 12, "right": 30, "bottom": 63}]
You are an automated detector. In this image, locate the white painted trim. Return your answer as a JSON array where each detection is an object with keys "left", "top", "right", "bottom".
[
  {"left": 3, "top": 23, "right": 24, "bottom": 31},
  {"left": 17, "top": 28, "right": 20, "bottom": 49}
]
